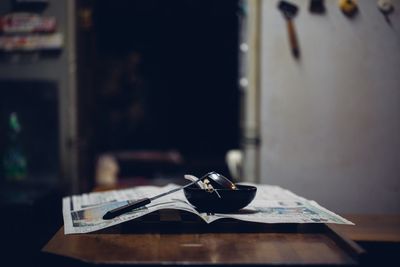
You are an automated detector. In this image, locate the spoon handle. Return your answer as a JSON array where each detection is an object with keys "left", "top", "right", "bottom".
[
  {"left": 149, "top": 174, "right": 209, "bottom": 201},
  {"left": 103, "top": 173, "right": 209, "bottom": 220},
  {"left": 103, "top": 198, "right": 151, "bottom": 220}
]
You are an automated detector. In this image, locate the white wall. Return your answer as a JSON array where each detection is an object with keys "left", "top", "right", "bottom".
[{"left": 260, "top": 0, "right": 400, "bottom": 214}]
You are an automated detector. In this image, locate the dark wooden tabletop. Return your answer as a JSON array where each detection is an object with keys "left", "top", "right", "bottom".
[
  {"left": 42, "top": 212, "right": 366, "bottom": 266},
  {"left": 42, "top": 213, "right": 400, "bottom": 266},
  {"left": 41, "top": 182, "right": 399, "bottom": 266},
  {"left": 330, "top": 214, "right": 400, "bottom": 243},
  {"left": 43, "top": 227, "right": 361, "bottom": 265}
]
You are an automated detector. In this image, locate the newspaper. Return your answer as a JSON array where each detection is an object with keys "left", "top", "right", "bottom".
[{"left": 63, "top": 183, "right": 353, "bottom": 234}]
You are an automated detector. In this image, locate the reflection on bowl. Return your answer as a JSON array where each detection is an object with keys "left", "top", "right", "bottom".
[{"left": 183, "top": 184, "right": 257, "bottom": 213}]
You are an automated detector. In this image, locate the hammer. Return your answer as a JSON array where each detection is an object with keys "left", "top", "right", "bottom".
[{"left": 278, "top": 1, "right": 300, "bottom": 58}]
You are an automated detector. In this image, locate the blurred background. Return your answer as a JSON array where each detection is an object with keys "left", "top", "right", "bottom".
[
  {"left": 0, "top": 0, "right": 242, "bottom": 191},
  {"left": 0, "top": 0, "right": 399, "bottom": 265},
  {"left": 0, "top": 0, "right": 242, "bottom": 265}
]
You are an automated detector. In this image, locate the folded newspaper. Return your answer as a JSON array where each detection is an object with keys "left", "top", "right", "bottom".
[{"left": 63, "top": 183, "right": 353, "bottom": 234}]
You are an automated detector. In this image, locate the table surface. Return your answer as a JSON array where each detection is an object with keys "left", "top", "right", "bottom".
[
  {"left": 43, "top": 223, "right": 362, "bottom": 266},
  {"left": 330, "top": 214, "right": 400, "bottom": 243},
  {"left": 42, "top": 183, "right": 399, "bottom": 266}
]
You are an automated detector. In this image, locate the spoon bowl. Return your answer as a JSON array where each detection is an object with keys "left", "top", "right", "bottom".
[{"left": 206, "top": 172, "right": 237, "bottom": 190}]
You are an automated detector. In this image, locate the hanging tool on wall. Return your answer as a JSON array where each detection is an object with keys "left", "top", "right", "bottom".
[
  {"left": 309, "top": 0, "right": 326, "bottom": 14},
  {"left": 377, "top": 0, "right": 394, "bottom": 25},
  {"left": 338, "top": 0, "right": 358, "bottom": 17},
  {"left": 278, "top": 1, "right": 300, "bottom": 59}
]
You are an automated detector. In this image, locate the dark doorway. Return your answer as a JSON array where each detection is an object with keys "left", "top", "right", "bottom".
[{"left": 82, "top": 0, "right": 240, "bottom": 180}]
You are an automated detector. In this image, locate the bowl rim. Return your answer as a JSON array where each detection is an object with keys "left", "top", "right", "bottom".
[{"left": 184, "top": 184, "right": 257, "bottom": 191}]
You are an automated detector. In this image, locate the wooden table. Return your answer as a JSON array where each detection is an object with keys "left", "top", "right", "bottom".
[
  {"left": 330, "top": 214, "right": 400, "bottom": 243},
  {"left": 331, "top": 214, "right": 400, "bottom": 266},
  {"left": 41, "top": 179, "right": 399, "bottom": 267},
  {"left": 42, "top": 211, "right": 365, "bottom": 266}
]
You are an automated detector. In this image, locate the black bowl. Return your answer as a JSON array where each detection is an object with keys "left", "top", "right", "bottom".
[{"left": 183, "top": 184, "right": 257, "bottom": 213}]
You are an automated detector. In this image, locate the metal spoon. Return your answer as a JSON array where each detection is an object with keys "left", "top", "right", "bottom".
[
  {"left": 103, "top": 173, "right": 209, "bottom": 220},
  {"left": 207, "top": 172, "right": 237, "bottom": 190},
  {"left": 185, "top": 172, "right": 237, "bottom": 190}
]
